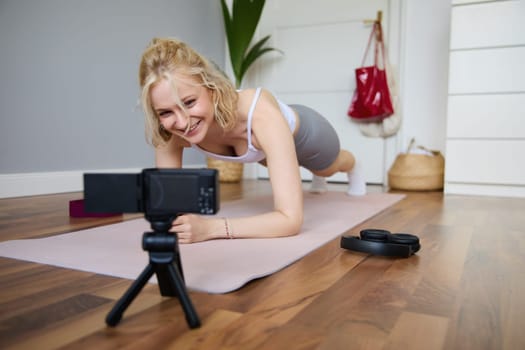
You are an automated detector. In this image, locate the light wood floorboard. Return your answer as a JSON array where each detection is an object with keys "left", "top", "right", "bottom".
[{"left": 0, "top": 180, "right": 524, "bottom": 349}]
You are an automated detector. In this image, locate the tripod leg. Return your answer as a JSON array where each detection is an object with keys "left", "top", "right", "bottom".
[
  {"left": 175, "top": 249, "right": 185, "bottom": 281},
  {"left": 166, "top": 263, "right": 201, "bottom": 328},
  {"left": 106, "top": 263, "right": 155, "bottom": 327}
]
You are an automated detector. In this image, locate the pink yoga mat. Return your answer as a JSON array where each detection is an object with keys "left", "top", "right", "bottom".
[{"left": 0, "top": 192, "right": 404, "bottom": 294}]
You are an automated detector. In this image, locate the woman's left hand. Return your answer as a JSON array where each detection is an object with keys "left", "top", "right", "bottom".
[{"left": 171, "top": 214, "right": 213, "bottom": 244}]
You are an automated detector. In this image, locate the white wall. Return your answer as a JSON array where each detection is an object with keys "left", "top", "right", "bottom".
[
  {"left": 245, "top": 0, "right": 452, "bottom": 183},
  {"left": 398, "top": 0, "right": 451, "bottom": 153},
  {"left": 0, "top": 0, "right": 223, "bottom": 198},
  {"left": 0, "top": 0, "right": 453, "bottom": 197}
]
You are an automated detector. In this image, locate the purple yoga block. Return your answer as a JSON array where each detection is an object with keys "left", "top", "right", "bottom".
[{"left": 69, "top": 199, "right": 122, "bottom": 218}]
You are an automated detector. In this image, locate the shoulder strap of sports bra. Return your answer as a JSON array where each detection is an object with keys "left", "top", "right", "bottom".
[{"left": 246, "top": 88, "right": 262, "bottom": 148}]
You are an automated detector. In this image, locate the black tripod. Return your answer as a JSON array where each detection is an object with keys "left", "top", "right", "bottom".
[{"left": 105, "top": 215, "right": 201, "bottom": 328}]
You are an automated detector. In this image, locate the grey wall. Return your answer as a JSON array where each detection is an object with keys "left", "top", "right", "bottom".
[{"left": 0, "top": 0, "right": 223, "bottom": 174}]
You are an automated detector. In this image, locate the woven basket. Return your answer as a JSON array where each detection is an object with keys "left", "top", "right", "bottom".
[
  {"left": 388, "top": 139, "right": 445, "bottom": 191},
  {"left": 206, "top": 158, "right": 244, "bottom": 183}
]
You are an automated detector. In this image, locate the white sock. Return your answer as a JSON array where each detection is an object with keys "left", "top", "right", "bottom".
[
  {"left": 310, "top": 175, "right": 328, "bottom": 194},
  {"left": 347, "top": 161, "right": 366, "bottom": 196}
]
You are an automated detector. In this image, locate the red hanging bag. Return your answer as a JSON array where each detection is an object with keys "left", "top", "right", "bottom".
[{"left": 348, "top": 21, "right": 394, "bottom": 122}]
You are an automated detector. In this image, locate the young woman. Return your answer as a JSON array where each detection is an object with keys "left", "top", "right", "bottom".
[{"left": 139, "top": 38, "right": 365, "bottom": 244}]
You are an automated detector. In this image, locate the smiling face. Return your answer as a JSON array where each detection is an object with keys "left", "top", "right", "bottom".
[
  {"left": 139, "top": 38, "right": 239, "bottom": 147},
  {"left": 150, "top": 73, "right": 215, "bottom": 144}
]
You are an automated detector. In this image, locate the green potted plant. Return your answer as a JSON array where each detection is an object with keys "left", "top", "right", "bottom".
[
  {"left": 209, "top": 0, "right": 281, "bottom": 182},
  {"left": 221, "top": 0, "right": 280, "bottom": 88}
]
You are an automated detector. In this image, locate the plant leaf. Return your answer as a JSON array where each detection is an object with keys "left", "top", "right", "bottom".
[
  {"left": 220, "top": 0, "right": 232, "bottom": 39},
  {"left": 222, "top": 0, "right": 267, "bottom": 84},
  {"left": 221, "top": 0, "right": 281, "bottom": 87},
  {"left": 239, "top": 47, "right": 280, "bottom": 85},
  {"left": 239, "top": 35, "right": 282, "bottom": 83},
  {"left": 220, "top": 0, "right": 236, "bottom": 73},
  {"left": 231, "top": 0, "right": 265, "bottom": 54}
]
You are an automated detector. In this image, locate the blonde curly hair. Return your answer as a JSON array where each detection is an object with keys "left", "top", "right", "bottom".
[{"left": 139, "top": 37, "right": 238, "bottom": 147}]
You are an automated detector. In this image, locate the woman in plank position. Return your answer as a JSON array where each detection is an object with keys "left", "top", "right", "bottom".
[{"left": 139, "top": 37, "right": 366, "bottom": 243}]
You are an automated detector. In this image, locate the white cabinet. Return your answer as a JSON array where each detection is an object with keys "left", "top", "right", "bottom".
[{"left": 445, "top": 0, "right": 525, "bottom": 197}]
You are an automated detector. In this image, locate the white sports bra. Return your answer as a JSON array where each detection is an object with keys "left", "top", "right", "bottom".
[{"left": 191, "top": 88, "right": 296, "bottom": 163}]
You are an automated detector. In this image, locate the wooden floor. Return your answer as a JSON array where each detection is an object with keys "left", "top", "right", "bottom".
[{"left": 1, "top": 180, "right": 524, "bottom": 350}]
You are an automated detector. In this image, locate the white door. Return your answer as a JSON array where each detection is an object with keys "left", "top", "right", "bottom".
[{"left": 244, "top": 0, "right": 402, "bottom": 184}]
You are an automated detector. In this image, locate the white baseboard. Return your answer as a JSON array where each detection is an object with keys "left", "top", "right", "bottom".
[
  {"left": 0, "top": 163, "right": 261, "bottom": 199},
  {"left": 242, "top": 163, "right": 258, "bottom": 179},
  {"left": 445, "top": 182, "right": 525, "bottom": 198},
  {"left": 0, "top": 168, "right": 143, "bottom": 199}
]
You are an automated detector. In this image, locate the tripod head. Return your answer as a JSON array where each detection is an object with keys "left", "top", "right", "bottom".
[{"left": 146, "top": 214, "right": 178, "bottom": 233}]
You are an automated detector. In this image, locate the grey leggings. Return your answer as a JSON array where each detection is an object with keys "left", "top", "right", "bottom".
[{"left": 289, "top": 104, "right": 341, "bottom": 171}]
